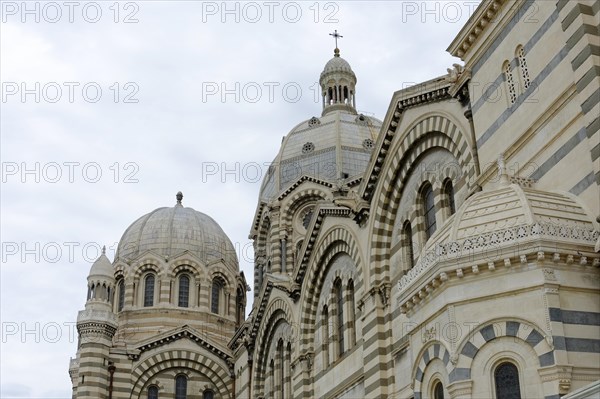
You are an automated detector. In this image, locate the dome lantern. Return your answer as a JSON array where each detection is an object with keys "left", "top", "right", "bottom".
[
  {"left": 85, "top": 246, "right": 115, "bottom": 311},
  {"left": 320, "top": 31, "right": 358, "bottom": 116}
]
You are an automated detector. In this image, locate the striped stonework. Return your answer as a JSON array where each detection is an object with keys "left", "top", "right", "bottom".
[
  {"left": 453, "top": 320, "right": 555, "bottom": 382},
  {"left": 412, "top": 342, "right": 453, "bottom": 399},
  {"left": 369, "top": 115, "right": 476, "bottom": 286},
  {"left": 558, "top": 0, "right": 600, "bottom": 184},
  {"left": 281, "top": 187, "right": 332, "bottom": 229},
  {"left": 252, "top": 296, "right": 294, "bottom": 399},
  {"left": 298, "top": 227, "right": 364, "bottom": 354}
]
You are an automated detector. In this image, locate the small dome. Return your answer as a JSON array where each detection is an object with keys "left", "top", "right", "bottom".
[
  {"left": 418, "top": 184, "right": 599, "bottom": 264},
  {"left": 88, "top": 249, "right": 114, "bottom": 280},
  {"left": 399, "top": 184, "right": 599, "bottom": 292},
  {"left": 322, "top": 52, "right": 355, "bottom": 75},
  {"left": 116, "top": 195, "right": 238, "bottom": 271}
]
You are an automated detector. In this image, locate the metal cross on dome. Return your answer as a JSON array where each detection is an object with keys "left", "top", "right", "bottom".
[{"left": 329, "top": 30, "right": 343, "bottom": 48}]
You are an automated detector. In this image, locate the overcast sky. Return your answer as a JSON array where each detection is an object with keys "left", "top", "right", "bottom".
[{"left": 1, "top": 1, "right": 480, "bottom": 397}]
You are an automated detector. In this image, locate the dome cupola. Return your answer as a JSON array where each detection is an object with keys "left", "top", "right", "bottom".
[
  {"left": 84, "top": 246, "right": 115, "bottom": 311},
  {"left": 255, "top": 36, "right": 381, "bottom": 203},
  {"left": 320, "top": 46, "right": 358, "bottom": 116}
]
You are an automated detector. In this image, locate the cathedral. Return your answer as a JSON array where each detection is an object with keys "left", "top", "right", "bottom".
[{"left": 69, "top": 0, "right": 600, "bottom": 398}]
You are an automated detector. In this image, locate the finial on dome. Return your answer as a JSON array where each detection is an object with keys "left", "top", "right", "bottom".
[
  {"left": 176, "top": 191, "right": 183, "bottom": 205},
  {"left": 102, "top": 245, "right": 106, "bottom": 255}
]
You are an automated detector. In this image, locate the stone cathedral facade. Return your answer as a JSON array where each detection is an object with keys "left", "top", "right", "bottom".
[{"left": 69, "top": 1, "right": 600, "bottom": 398}]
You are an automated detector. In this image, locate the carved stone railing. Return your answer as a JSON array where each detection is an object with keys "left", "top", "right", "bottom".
[{"left": 398, "top": 222, "right": 599, "bottom": 292}]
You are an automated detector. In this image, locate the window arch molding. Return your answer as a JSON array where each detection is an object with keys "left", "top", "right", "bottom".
[
  {"left": 131, "top": 262, "right": 161, "bottom": 308},
  {"left": 467, "top": 336, "right": 545, "bottom": 398}
]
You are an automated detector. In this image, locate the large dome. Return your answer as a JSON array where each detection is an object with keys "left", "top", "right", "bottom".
[
  {"left": 116, "top": 193, "right": 238, "bottom": 271},
  {"left": 258, "top": 110, "right": 382, "bottom": 201}
]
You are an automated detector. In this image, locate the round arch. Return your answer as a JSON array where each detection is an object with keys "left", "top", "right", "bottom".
[
  {"left": 298, "top": 226, "right": 365, "bottom": 354},
  {"left": 252, "top": 297, "right": 295, "bottom": 398},
  {"left": 453, "top": 318, "right": 554, "bottom": 383},
  {"left": 129, "top": 349, "right": 231, "bottom": 398},
  {"left": 368, "top": 113, "right": 476, "bottom": 284}
]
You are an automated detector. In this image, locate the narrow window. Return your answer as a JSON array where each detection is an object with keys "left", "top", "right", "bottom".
[
  {"left": 236, "top": 287, "right": 245, "bottom": 326},
  {"left": 178, "top": 275, "right": 190, "bottom": 307},
  {"left": 444, "top": 179, "right": 456, "bottom": 215},
  {"left": 118, "top": 279, "right": 125, "bottom": 312},
  {"left": 335, "top": 279, "right": 344, "bottom": 356},
  {"left": 517, "top": 47, "right": 530, "bottom": 89},
  {"left": 279, "top": 340, "right": 285, "bottom": 398},
  {"left": 175, "top": 375, "right": 187, "bottom": 399},
  {"left": 348, "top": 280, "right": 356, "bottom": 347},
  {"left": 143, "top": 274, "right": 155, "bottom": 307},
  {"left": 322, "top": 305, "right": 329, "bottom": 367},
  {"left": 148, "top": 385, "right": 159, "bottom": 399},
  {"left": 433, "top": 381, "right": 444, "bottom": 399},
  {"left": 422, "top": 182, "right": 437, "bottom": 239},
  {"left": 203, "top": 391, "right": 214, "bottom": 399},
  {"left": 504, "top": 62, "right": 517, "bottom": 104},
  {"left": 403, "top": 221, "right": 415, "bottom": 269},
  {"left": 211, "top": 278, "right": 223, "bottom": 314},
  {"left": 495, "top": 362, "right": 522, "bottom": 399}
]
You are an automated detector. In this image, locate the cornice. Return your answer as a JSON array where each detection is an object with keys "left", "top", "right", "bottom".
[
  {"left": 128, "top": 325, "right": 233, "bottom": 367},
  {"left": 447, "top": 0, "right": 508, "bottom": 60}
]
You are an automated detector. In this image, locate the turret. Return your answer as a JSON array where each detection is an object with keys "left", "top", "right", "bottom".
[{"left": 71, "top": 247, "right": 118, "bottom": 399}]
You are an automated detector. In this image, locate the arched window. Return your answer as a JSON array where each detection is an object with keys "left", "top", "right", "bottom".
[
  {"left": 443, "top": 179, "right": 456, "bottom": 216},
  {"left": 433, "top": 381, "right": 444, "bottom": 399},
  {"left": 147, "top": 385, "right": 159, "bottom": 399},
  {"left": 517, "top": 46, "right": 530, "bottom": 89},
  {"left": 348, "top": 279, "right": 356, "bottom": 347},
  {"left": 175, "top": 375, "right": 187, "bottom": 399},
  {"left": 421, "top": 182, "right": 437, "bottom": 239},
  {"left": 211, "top": 277, "right": 224, "bottom": 314},
  {"left": 403, "top": 221, "right": 415, "bottom": 269},
  {"left": 143, "top": 274, "right": 155, "bottom": 307},
  {"left": 203, "top": 390, "right": 214, "bottom": 399},
  {"left": 278, "top": 340, "right": 285, "bottom": 397},
  {"left": 178, "top": 275, "right": 190, "bottom": 307},
  {"left": 335, "top": 279, "right": 344, "bottom": 356},
  {"left": 117, "top": 279, "right": 125, "bottom": 312},
  {"left": 495, "top": 362, "right": 522, "bottom": 399},
  {"left": 504, "top": 61, "right": 517, "bottom": 104}
]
